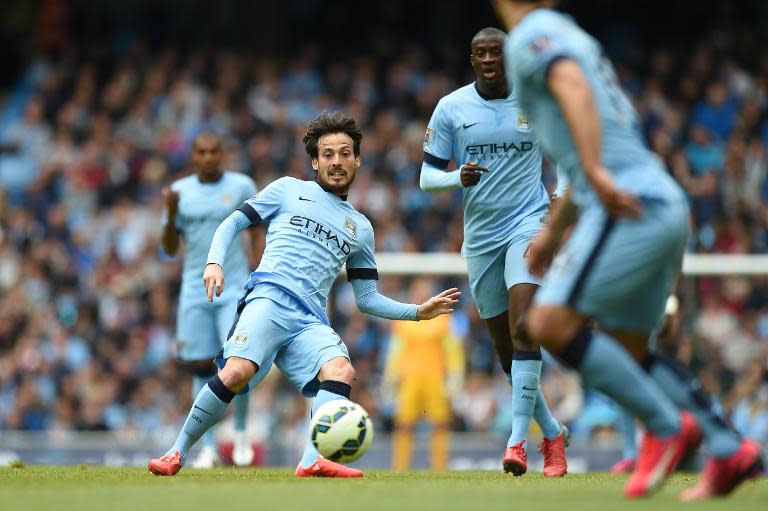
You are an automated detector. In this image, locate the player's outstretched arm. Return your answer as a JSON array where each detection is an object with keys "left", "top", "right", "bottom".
[
  {"left": 350, "top": 278, "right": 460, "bottom": 321},
  {"left": 416, "top": 287, "right": 461, "bottom": 320},
  {"left": 204, "top": 209, "right": 253, "bottom": 301},
  {"left": 547, "top": 59, "right": 642, "bottom": 218}
]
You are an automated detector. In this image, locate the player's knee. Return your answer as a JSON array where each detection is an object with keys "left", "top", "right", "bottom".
[
  {"left": 319, "top": 357, "right": 355, "bottom": 384},
  {"left": 178, "top": 359, "right": 218, "bottom": 379},
  {"left": 526, "top": 306, "right": 584, "bottom": 351},
  {"left": 219, "top": 357, "right": 257, "bottom": 390},
  {"left": 524, "top": 307, "right": 549, "bottom": 342}
]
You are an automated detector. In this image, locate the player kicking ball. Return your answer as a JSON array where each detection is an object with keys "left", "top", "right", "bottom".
[{"left": 148, "top": 112, "right": 460, "bottom": 478}]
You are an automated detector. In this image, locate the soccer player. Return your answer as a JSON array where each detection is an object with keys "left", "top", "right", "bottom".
[
  {"left": 492, "top": 0, "right": 764, "bottom": 499},
  {"left": 420, "top": 27, "right": 568, "bottom": 477},
  {"left": 383, "top": 278, "right": 465, "bottom": 470},
  {"left": 161, "top": 131, "right": 257, "bottom": 468},
  {"left": 148, "top": 112, "right": 461, "bottom": 478}
]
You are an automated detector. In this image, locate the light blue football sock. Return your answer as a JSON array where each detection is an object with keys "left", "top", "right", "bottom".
[
  {"left": 300, "top": 389, "right": 346, "bottom": 468},
  {"left": 170, "top": 383, "right": 229, "bottom": 463},
  {"left": 233, "top": 393, "right": 249, "bottom": 432},
  {"left": 533, "top": 386, "right": 562, "bottom": 441},
  {"left": 567, "top": 330, "right": 680, "bottom": 437},
  {"left": 507, "top": 358, "right": 540, "bottom": 449},
  {"left": 616, "top": 408, "right": 638, "bottom": 460},
  {"left": 646, "top": 353, "right": 741, "bottom": 458},
  {"left": 193, "top": 375, "right": 219, "bottom": 449}
]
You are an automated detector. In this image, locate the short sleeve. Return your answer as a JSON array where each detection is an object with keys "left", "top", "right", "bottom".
[
  {"left": 505, "top": 28, "right": 576, "bottom": 90},
  {"left": 237, "top": 177, "right": 287, "bottom": 225},
  {"left": 346, "top": 222, "right": 378, "bottom": 281},
  {"left": 423, "top": 99, "right": 454, "bottom": 166}
]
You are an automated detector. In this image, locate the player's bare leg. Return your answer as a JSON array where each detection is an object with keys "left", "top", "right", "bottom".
[{"left": 526, "top": 306, "right": 698, "bottom": 497}]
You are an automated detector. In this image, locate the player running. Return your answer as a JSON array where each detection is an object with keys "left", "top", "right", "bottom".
[
  {"left": 420, "top": 27, "right": 568, "bottom": 477},
  {"left": 148, "top": 112, "right": 461, "bottom": 478},
  {"left": 161, "top": 131, "right": 257, "bottom": 468},
  {"left": 492, "top": 0, "right": 764, "bottom": 499}
]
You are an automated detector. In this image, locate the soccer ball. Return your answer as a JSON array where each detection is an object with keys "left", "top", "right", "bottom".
[{"left": 309, "top": 399, "right": 373, "bottom": 463}]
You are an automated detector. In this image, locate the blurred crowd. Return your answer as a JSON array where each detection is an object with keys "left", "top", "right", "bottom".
[{"left": 1, "top": 21, "right": 767, "bottom": 456}]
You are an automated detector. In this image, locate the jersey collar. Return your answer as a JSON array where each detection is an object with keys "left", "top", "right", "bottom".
[
  {"left": 196, "top": 172, "right": 224, "bottom": 184},
  {"left": 474, "top": 82, "right": 511, "bottom": 101},
  {"left": 315, "top": 180, "right": 348, "bottom": 201}
]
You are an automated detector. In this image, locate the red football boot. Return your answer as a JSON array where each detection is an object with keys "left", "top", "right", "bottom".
[
  {"left": 624, "top": 412, "right": 701, "bottom": 498},
  {"left": 680, "top": 439, "right": 765, "bottom": 501},
  {"left": 148, "top": 451, "right": 183, "bottom": 476},
  {"left": 539, "top": 425, "right": 570, "bottom": 477},
  {"left": 503, "top": 440, "right": 528, "bottom": 476},
  {"left": 295, "top": 456, "right": 363, "bottom": 478}
]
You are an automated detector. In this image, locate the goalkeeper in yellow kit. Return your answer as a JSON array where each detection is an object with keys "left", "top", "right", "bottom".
[{"left": 383, "top": 278, "right": 465, "bottom": 470}]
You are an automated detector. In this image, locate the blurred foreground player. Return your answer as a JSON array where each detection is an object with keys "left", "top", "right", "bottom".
[
  {"left": 492, "top": 0, "right": 763, "bottom": 499},
  {"left": 161, "top": 131, "right": 257, "bottom": 468},
  {"left": 149, "top": 112, "right": 461, "bottom": 478},
  {"left": 420, "top": 28, "right": 568, "bottom": 477}
]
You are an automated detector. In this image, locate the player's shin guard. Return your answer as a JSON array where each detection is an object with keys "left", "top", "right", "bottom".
[
  {"left": 507, "top": 351, "right": 543, "bottom": 449},
  {"left": 559, "top": 328, "right": 680, "bottom": 436},
  {"left": 644, "top": 353, "right": 740, "bottom": 458},
  {"left": 169, "top": 375, "right": 234, "bottom": 462},
  {"left": 299, "top": 380, "right": 352, "bottom": 469},
  {"left": 233, "top": 392, "right": 249, "bottom": 432},
  {"left": 193, "top": 375, "right": 219, "bottom": 449}
]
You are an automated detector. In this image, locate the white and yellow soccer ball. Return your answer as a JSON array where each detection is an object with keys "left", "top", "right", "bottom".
[{"left": 309, "top": 399, "right": 374, "bottom": 463}]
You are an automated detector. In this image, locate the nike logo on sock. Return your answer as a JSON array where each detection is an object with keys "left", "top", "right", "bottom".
[
  {"left": 193, "top": 405, "right": 213, "bottom": 416},
  {"left": 522, "top": 386, "right": 539, "bottom": 391},
  {"left": 299, "top": 196, "right": 315, "bottom": 202},
  {"left": 462, "top": 122, "right": 479, "bottom": 129}
]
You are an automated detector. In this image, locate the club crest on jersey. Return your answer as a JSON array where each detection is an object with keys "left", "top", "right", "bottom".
[
  {"left": 423, "top": 127, "right": 434, "bottom": 147},
  {"left": 517, "top": 113, "right": 530, "bottom": 132},
  {"left": 344, "top": 217, "right": 358, "bottom": 238},
  {"left": 220, "top": 193, "right": 233, "bottom": 205},
  {"left": 233, "top": 332, "right": 248, "bottom": 347}
]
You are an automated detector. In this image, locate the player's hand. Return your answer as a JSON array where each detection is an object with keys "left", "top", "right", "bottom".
[
  {"left": 416, "top": 288, "right": 461, "bottom": 320},
  {"left": 203, "top": 263, "right": 225, "bottom": 302},
  {"left": 527, "top": 229, "right": 559, "bottom": 278},
  {"left": 589, "top": 166, "right": 643, "bottom": 218},
  {"left": 459, "top": 162, "right": 490, "bottom": 187},
  {"left": 162, "top": 187, "right": 180, "bottom": 215}
]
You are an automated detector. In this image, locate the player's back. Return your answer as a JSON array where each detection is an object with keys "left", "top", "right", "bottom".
[
  {"left": 425, "top": 84, "right": 549, "bottom": 255},
  {"left": 505, "top": 9, "right": 685, "bottom": 207},
  {"left": 243, "top": 177, "right": 374, "bottom": 324},
  {"left": 172, "top": 171, "right": 256, "bottom": 299}
]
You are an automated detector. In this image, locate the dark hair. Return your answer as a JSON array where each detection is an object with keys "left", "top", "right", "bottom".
[
  {"left": 472, "top": 27, "right": 507, "bottom": 45},
  {"left": 192, "top": 130, "right": 221, "bottom": 149},
  {"left": 303, "top": 112, "right": 363, "bottom": 159}
]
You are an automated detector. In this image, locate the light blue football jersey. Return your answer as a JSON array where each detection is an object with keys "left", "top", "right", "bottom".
[
  {"left": 424, "top": 83, "right": 549, "bottom": 257},
  {"left": 170, "top": 172, "right": 257, "bottom": 301},
  {"left": 504, "top": 9, "right": 685, "bottom": 208},
  {"left": 236, "top": 177, "right": 377, "bottom": 325}
]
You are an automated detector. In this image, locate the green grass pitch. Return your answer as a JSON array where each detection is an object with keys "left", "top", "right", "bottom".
[{"left": 1, "top": 466, "right": 765, "bottom": 511}]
